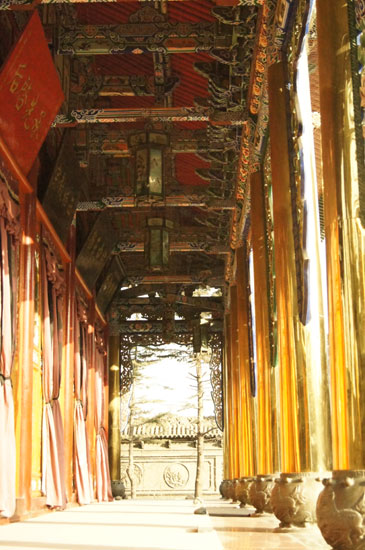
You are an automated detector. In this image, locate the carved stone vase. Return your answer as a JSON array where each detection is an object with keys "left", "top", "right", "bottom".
[
  {"left": 224, "top": 478, "right": 240, "bottom": 503},
  {"left": 236, "top": 477, "right": 253, "bottom": 508},
  {"left": 223, "top": 479, "right": 235, "bottom": 501},
  {"left": 249, "top": 475, "right": 275, "bottom": 514},
  {"left": 230, "top": 478, "right": 240, "bottom": 503},
  {"left": 111, "top": 480, "right": 126, "bottom": 499},
  {"left": 316, "top": 470, "right": 365, "bottom": 550},
  {"left": 271, "top": 472, "right": 322, "bottom": 529},
  {"left": 219, "top": 479, "right": 231, "bottom": 499}
]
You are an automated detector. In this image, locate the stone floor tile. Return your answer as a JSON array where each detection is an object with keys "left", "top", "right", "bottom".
[{"left": 0, "top": 499, "right": 331, "bottom": 550}]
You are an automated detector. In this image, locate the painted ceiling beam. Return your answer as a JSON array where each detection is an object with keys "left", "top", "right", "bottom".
[
  {"left": 53, "top": 106, "right": 244, "bottom": 126},
  {"left": 125, "top": 274, "right": 224, "bottom": 286},
  {"left": 2, "top": 0, "right": 241, "bottom": 6},
  {"left": 116, "top": 283, "right": 223, "bottom": 301},
  {"left": 112, "top": 226, "right": 230, "bottom": 240},
  {"left": 57, "top": 22, "right": 231, "bottom": 56},
  {"left": 86, "top": 134, "right": 233, "bottom": 155},
  {"left": 77, "top": 197, "right": 235, "bottom": 211},
  {"left": 108, "top": 319, "right": 223, "bottom": 334},
  {"left": 70, "top": 64, "right": 178, "bottom": 103},
  {"left": 114, "top": 241, "right": 230, "bottom": 255},
  {"left": 115, "top": 295, "right": 223, "bottom": 310}
]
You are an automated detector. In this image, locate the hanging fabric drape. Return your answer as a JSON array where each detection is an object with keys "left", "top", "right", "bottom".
[
  {"left": 41, "top": 243, "right": 66, "bottom": 508},
  {"left": 0, "top": 175, "right": 19, "bottom": 518},
  {"left": 74, "top": 300, "right": 92, "bottom": 504},
  {"left": 95, "top": 332, "right": 112, "bottom": 502}
]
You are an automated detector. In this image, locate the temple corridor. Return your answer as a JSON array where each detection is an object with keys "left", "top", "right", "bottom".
[
  {"left": 1, "top": 1, "right": 365, "bottom": 549},
  {"left": 0, "top": 499, "right": 329, "bottom": 550}
]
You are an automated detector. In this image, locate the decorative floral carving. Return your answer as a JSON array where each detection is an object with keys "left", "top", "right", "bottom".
[
  {"left": 271, "top": 473, "right": 322, "bottom": 528},
  {"left": 219, "top": 479, "right": 231, "bottom": 499},
  {"left": 209, "top": 332, "right": 223, "bottom": 430},
  {"left": 236, "top": 477, "right": 254, "bottom": 508},
  {"left": 120, "top": 337, "right": 133, "bottom": 395},
  {"left": 128, "top": 6, "right": 166, "bottom": 24},
  {"left": 225, "top": 478, "right": 239, "bottom": 502},
  {"left": 119, "top": 331, "right": 223, "bottom": 431},
  {"left": 316, "top": 471, "right": 365, "bottom": 550},
  {"left": 163, "top": 464, "right": 189, "bottom": 489},
  {"left": 250, "top": 475, "right": 274, "bottom": 513}
]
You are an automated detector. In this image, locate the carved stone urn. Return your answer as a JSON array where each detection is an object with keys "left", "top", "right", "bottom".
[
  {"left": 111, "top": 480, "right": 126, "bottom": 499},
  {"left": 219, "top": 479, "right": 230, "bottom": 499},
  {"left": 230, "top": 478, "right": 240, "bottom": 503},
  {"left": 236, "top": 477, "right": 253, "bottom": 508},
  {"left": 316, "top": 470, "right": 365, "bottom": 550},
  {"left": 224, "top": 479, "right": 236, "bottom": 502},
  {"left": 224, "top": 478, "right": 240, "bottom": 503},
  {"left": 249, "top": 475, "right": 275, "bottom": 514},
  {"left": 271, "top": 472, "right": 322, "bottom": 529}
]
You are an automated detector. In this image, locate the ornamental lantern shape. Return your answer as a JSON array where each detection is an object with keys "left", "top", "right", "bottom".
[
  {"left": 145, "top": 217, "right": 173, "bottom": 272},
  {"left": 128, "top": 131, "right": 169, "bottom": 200}
]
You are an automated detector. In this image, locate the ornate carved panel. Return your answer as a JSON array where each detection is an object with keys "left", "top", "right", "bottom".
[{"left": 119, "top": 331, "right": 223, "bottom": 431}]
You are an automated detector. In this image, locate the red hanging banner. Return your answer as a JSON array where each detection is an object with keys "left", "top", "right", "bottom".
[{"left": 0, "top": 12, "right": 64, "bottom": 175}]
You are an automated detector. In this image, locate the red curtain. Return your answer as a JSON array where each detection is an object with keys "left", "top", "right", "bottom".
[
  {"left": 95, "top": 333, "right": 112, "bottom": 502},
  {"left": 74, "top": 301, "right": 92, "bottom": 504},
  {"left": 41, "top": 244, "right": 66, "bottom": 508},
  {"left": 0, "top": 180, "right": 19, "bottom": 518}
]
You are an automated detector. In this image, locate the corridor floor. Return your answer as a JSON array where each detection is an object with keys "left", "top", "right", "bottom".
[{"left": 0, "top": 499, "right": 330, "bottom": 550}]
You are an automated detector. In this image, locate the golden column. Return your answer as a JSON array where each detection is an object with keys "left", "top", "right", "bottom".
[
  {"left": 268, "top": 58, "right": 332, "bottom": 528},
  {"left": 250, "top": 172, "right": 278, "bottom": 477},
  {"left": 316, "top": 0, "right": 364, "bottom": 471},
  {"left": 108, "top": 334, "right": 121, "bottom": 484},
  {"left": 234, "top": 245, "right": 258, "bottom": 508},
  {"left": 222, "top": 329, "right": 229, "bottom": 481},
  {"left": 223, "top": 313, "right": 235, "bottom": 480},
  {"left": 268, "top": 62, "right": 301, "bottom": 475},
  {"left": 235, "top": 246, "right": 256, "bottom": 478},
  {"left": 315, "top": 3, "right": 365, "bottom": 547},
  {"left": 230, "top": 284, "right": 243, "bottom": 478}
]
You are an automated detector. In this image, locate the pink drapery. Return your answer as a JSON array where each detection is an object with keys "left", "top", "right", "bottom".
[
  {"left": 74, "top": 301, "right": 92, "bottom": 504},
  {"left": 95, "top": 333, "right": 112, "bottom": 502},
  {"left": 41, "top": 244, "right": 66, "bottom": 508},
  {"left": 0, "top": 180, "right": 19, "bottom": 518}
]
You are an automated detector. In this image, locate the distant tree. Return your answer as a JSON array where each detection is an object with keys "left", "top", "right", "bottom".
[
  {"left": 186, "top": 351, "right": 212, "bottom": 500},
  {"left": 124, "top": 343, "right": 214, "bottom": 500},
  {"left": 125, "top": 348, "right": 173, "bottom": 499}
]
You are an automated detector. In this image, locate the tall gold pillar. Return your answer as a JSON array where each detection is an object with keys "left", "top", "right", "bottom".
[
  {"left": 224, "top": 313, "right": 235, "bottom": 479},
  {"left": 236, "top": 246, "right": 256, "bottom": 477},
  {"left": 315, "top": 6, "right": 365, "bottom": 546},
  {"left": 229, "top": 285, "right": 241, "bottom": 478},
  {"left": 268, "top": 62, "right": 301, "bottom": 474},
  {"left": 316, "top": 0, "right": 364, "bottom": 470},
  {"left": 108, "top": 334, "right": 121, "bottom": 483},
  {"left": 223, "top": 314, "right": 230, "bottom": 479},
  {"left": 250, "top": 172, "right": 278, "bottom": 475}
]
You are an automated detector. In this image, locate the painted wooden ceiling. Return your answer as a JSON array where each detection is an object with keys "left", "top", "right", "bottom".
[{"left": 2, "top": 0, "right": 261, "bottom": 335}]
